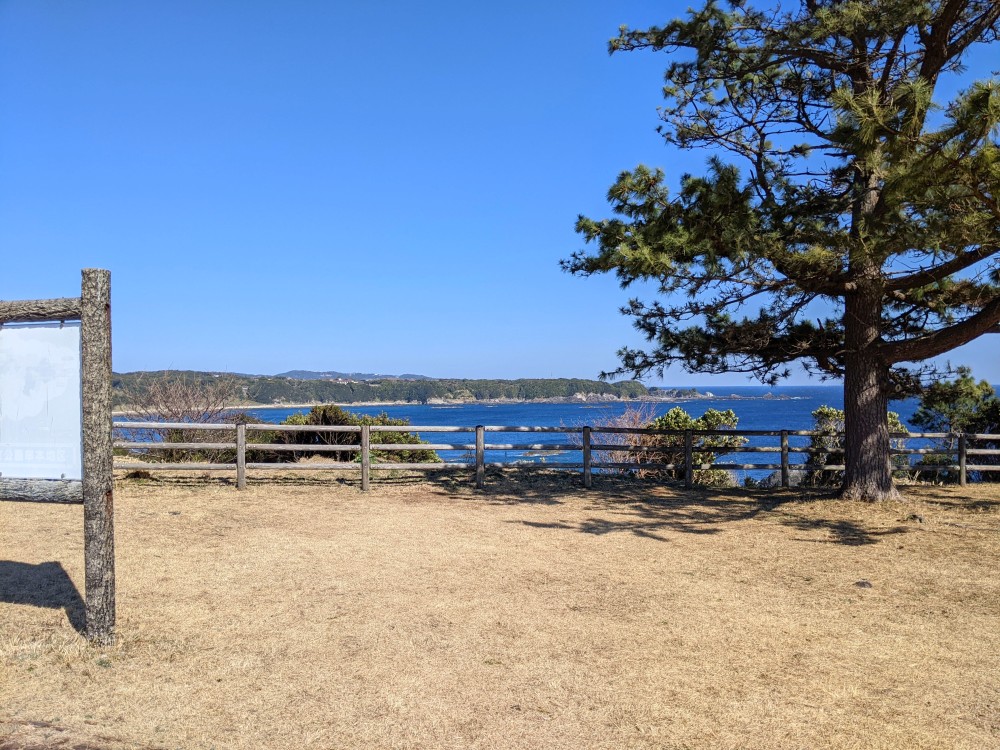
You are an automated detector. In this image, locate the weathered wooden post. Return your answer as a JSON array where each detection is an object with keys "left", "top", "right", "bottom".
[
  {"left": 582, "top": 426, "right": 592, "bottom": 489},
  {"left": 684, "top": 430, "right": 693, "bottom": 489},
  {"left": 780, "top": 430, "right": 790, "bottom": 489},
  {"left": 360, "top": 425, "right": 371, "bottom": 491},
  {"left": 236, "top": 422, "right": 247, "bottom": 490},
  {"left": 80, "top": 269, "right": 115, "bottom": 645},
  {"left": 475, "top": 426, "right": 485, "bottom": 489},
  {"left": 958, "top": 432, "right": 967, "bottom": 487}
]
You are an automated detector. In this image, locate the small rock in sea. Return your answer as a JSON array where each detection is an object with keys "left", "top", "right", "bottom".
[{"left": 854, "top": 579, "right": 873, "bottom": 589}]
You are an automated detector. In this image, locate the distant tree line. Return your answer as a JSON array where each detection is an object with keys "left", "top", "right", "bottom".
[{"left": 112, "top": 371, "right": 650, "bottom": 408}]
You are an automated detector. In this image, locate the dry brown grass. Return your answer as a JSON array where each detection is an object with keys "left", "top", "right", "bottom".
[{"left": 2, "top": 471, "right": 999, "bottom": 749}]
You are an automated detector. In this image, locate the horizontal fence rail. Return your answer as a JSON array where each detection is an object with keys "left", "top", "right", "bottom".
[{"left": 111, "top": 422, "right": 1000, "bottom": 491}]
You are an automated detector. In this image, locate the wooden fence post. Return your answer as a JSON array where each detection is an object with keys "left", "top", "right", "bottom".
[
  {"left": 81, "top": 268, "right": 115, "bottom": 645},
  {"left": 780, "top": 430, "right": 789, "bottom": 489},
  {"left": 582, "top": 426, "right": 592, "bottom": 489},
  {"left": 475, "top": 426, "right": 485, "bottom": 489},
  {"left": 684, "top": 430, "right": 693, "bottom": 489},
  {"left": 236, "top": 423, "right": 247, "bottom": 490},
  {"left": 958, "top": 432, "right": 967, "bottom": 487},
  {"left": 361, "top": 425, "right": 371, "bottom": 491}
]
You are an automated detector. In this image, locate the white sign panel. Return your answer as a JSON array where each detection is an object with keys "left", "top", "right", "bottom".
[{"left": 0, "top": 322, "right": 82, "bottom": 480}]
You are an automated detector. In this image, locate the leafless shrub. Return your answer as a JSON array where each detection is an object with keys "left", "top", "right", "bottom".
[
  {"left": 118, "top": 373, "right": 243, "bottom": 462},
  {"left": 571, "top": 403, "right": 662, "bottom": 477},
  {"left": 573, "top": 403, "right": 744, "bottom": 486},
  {"left": 122, "top": 372, "right": 239, "bottom": 424}
]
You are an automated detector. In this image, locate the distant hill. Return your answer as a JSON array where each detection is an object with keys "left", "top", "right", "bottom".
[
  {"left": 276, "top": 370, "right": 434, "bottom": 382},
  {"left": 112, "top": 370, "right": 652, "bottom": 406}
]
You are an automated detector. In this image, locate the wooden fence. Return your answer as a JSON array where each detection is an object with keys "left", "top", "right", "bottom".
[{"left": 112, "top": 422, "right": 1000, "bottom": 490}]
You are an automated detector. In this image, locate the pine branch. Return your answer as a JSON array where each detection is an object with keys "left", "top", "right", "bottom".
[
  {"left": 883, "top": 294, "right": 1000, "bottom": 363},
  {"left": 885, "top": 246, "right": 999, "bottom": 291}
]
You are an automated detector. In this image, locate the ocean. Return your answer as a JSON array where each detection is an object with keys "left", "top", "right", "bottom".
[{"left": 240, "top": 385, "right": 933, "bottom": 476}]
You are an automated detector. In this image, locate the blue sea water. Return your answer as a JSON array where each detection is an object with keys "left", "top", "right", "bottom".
[{"left": 240, "top": 386, "right": 930, "bottom": 476}]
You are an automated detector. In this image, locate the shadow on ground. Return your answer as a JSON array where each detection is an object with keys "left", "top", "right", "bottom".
[
  {"left": 0, "top": 561, "right": 85, "bottom": 633},
  {"left": 116, "top": 469, "right": 956, "bottom": 547},
  {"left": 777, "top": 516, "right": 911, "bottom": 545}
]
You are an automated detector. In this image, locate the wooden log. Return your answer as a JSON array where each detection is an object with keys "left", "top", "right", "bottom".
[
  {"left": 684, "top": 430, "right": 693, "bottom": 489},
  {"left": 114, "top": 462, "right": 234, "bottom": 471},
  {"left": 246, "top": 462, "right": 357, "bottom": 470},
  {"left": 713, "top": 463, "right": 783, "bottom": 470},
  {"left": 780, "top": 431, "right": 789, "bottom": 488},
  {"left": 372, "top": 443, "right": 474, "bottom": 451},
  {"left": 592, "top": 462, "right": 673, "bottom": 470},
  {"left": 484, "top": 426, "right": 582, "bottom": 433},
  {"left": 0, "top": 478, "right": 83, "bottom": 503},
  {"left": 0, "top": 297, "right": 82, "bottom": 323},
  {"left": 236, "top": 423, "right": 247, "bottom": 490},
  {"left": 475, "top": 426, "right": 485, "bottom": 489},
  {"left": 81, "top": 269, "right": 115, "bottom": 645},
  {"left": 114, "top": 442, "right": 236, "bottom": 451},
  {"left": 583, "top": 426, "right": 592, "bottom": 489},
  {"left": 361, "top": 425, "right": 370, "bottom": 491},
  {"left": 234, "top": 444, "right": 360, "bottom": 453},
  {"left": 487, "top": 462, "right": 585, "bottom": 469},
  {"left": 243, "top": 423, "right": 361, "bottom": 433},
  {"left": 113, "top": 421, "right": 232, "bottom": 430},
  {"left": 959, "top": 433, "right": 967, "bottom": 486},
  {"left": 587, "top": 443, "right": 663, "bottom": 452},
  {"left": 590, "top": 426, "right": 683, "bottom": 435},
  {"left": 482, "top": 443, "right": 572, "bottom": 451},
  {"left": 366, "top": 425, "right": 475, "bottom": 433},
  {"left": 373, "top": 462, "right": 472, "bottom": 471}
]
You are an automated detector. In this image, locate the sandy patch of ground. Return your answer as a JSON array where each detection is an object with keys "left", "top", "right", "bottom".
[{"left": 2, "top": 471, "right": 998, "bottom": 749}]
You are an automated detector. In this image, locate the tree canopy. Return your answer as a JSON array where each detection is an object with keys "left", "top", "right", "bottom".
[
  {"left": 565, "top": 0, "right": 1000, "bottom": 499},
  {"left": 911, "top": 365, "right": 1000, "bottom": 434}
]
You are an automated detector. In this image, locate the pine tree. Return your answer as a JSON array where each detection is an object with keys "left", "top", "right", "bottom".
[{"left": 565, "top": 0, "right": 1000, "bottom": 500}]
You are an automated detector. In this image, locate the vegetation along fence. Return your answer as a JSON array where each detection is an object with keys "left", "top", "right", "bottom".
[{"left": 113, "top": 422, "right": 1000, "bottom": 490}]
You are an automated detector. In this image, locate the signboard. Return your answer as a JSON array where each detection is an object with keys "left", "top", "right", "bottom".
[{"left": 0, "top": 322, "right": 82, "bottom": 480}]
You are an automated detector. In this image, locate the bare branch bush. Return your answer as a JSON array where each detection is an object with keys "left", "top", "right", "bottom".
[
  {"left": 571, "top": 403, "right": 663, "bottom": 477},
  {"left": 573, "top": 403, "right": 745, "bottom": 485},
  {"left": 118, "top": 373, "right": 243, "bottom": 463}
]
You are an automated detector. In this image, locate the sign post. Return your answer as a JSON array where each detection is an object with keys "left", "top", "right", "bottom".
[
  {"left": 0, "top": 269, "right": 115, "bottom": 644},
  {"left": 81, "top": 269, "right": 115, "bottom": 644}
]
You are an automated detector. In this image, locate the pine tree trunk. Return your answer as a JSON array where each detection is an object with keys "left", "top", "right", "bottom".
[{"left": 840, "top": 288, "right": 900, "bottom": 501}]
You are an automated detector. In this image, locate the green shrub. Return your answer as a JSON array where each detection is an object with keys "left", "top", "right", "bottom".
[
  {"left": 911, "top": 368, "right": 1000, "bottom": 483},
  {"left": 642, "top": 407, "right": 747, "bottom": 486},
  {"left": 275, "top": 405, "right": 439, "bottom": 464}
]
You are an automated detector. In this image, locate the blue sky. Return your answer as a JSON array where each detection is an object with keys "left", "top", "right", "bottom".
[{"left": 1, "top": 0, "right": 997, "bottom": 386}]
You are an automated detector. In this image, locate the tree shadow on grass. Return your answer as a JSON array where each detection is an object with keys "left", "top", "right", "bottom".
[
  {"left": 424, "top": 470, "right": 917, "bottom": 547},
  {"left": 0, "top": 560, "right": 85, "bottom": 633},
  {"left": 504, "top": 480, "right": 805, "bottom": 541},
  {"left": 902, "top": 483, "right": 1000, "bottom": 512},
  {"left": 778, "top": 517, "right": 911, "bottom": 546},
  {"left": 115, "top": 467, "right": 920, "bottom": 547}
]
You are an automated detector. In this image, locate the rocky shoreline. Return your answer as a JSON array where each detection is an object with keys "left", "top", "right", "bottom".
[{"left": 224, "top": 392, "right": 796, "bottom": 410}]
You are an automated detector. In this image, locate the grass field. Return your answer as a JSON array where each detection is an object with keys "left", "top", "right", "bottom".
[{"left": 2, "top": 471, "right": 998, "bottom": 749}]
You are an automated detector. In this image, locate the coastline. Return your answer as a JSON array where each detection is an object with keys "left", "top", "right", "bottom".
[
  {"left": 111, "top": 393, "right": 796, "bottom": 416},
  {"left": 232, "top": 394, "right": 791, "bottom": 410}
]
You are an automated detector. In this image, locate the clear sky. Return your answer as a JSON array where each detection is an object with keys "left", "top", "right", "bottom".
[{"left": 1, "top": 0, "right": 997, "bottom": 386}]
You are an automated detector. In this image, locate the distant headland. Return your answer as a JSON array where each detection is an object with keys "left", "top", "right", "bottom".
[{"left": 112, "top": 369, "right": 795, "bottom": 409}]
